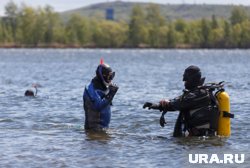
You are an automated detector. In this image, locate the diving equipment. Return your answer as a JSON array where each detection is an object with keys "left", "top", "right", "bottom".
[
  {"left": 96, "top": 60, "right": 115, "bottom": 87},
  {"left": 203, "top": 82, "right": 234, "bottom": 136},
  {"left": 216, "top": 88, "right": 234, "bottom": 136}
]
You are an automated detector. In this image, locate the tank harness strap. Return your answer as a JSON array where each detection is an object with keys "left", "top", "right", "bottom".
[
  {"left": 208, "top": 89, "right": 218, "bottom": 106},
  {"left": 222, "top": 111, "right": 234, "bottom": 118},
  {"left": 173, "top": 111, "right": 185, "bottom": 137},
  {"left": 180, "top": 94, "right": 188, "bottom": 133}
]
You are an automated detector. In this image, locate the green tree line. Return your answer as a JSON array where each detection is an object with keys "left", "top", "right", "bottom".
[{"left": 1, "top": 1, "right": 250, "bottom": 48}]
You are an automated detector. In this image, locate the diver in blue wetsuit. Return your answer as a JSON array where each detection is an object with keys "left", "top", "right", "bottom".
[{"left": 83, "top": 62, "right": 119, "bottom": 130}]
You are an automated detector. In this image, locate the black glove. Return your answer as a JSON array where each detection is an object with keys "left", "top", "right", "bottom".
[
  {"left": 160, "top": 114, "right": 167, "bottom": 127},
  {"left": 109, "top": 83, "right": 119, "bottom": 94},
  {"left": 106, "top": 83, "right": 119, "bottom": 101},
  {"left": 143, "top": 102, "right": 163, "bottom": 111},
  {"left": 143, "top": 102, "right": 153, "bottom": 109},
  {"left": 159, "top": 111, "right": 167, "bottom": 127}
]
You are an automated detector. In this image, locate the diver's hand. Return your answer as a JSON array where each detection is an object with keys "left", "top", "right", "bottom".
[
  {"left": 160, "top": 115, "right": 166, "bottom": 127},
  {"left": 106, "top": 83, "right": 119, "bottom": 101},
  {"left": 109, "top": 83, "right": 119, "bottom": 94},
  {"left": 143, "top": 102, "right": 153, "bottom": 109},
  {"left": 143, "top": 102, "right": 162, "bottom": 110}
]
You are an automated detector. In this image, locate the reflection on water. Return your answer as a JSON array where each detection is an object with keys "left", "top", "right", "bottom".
[
  {"left": 85, "top": 129, "right": 112, "bottom": 141},
  {"left": 0, "top": 49, "right": 249, "bottom": 167},
  {"left": 173, "top": 136, "right": 228, "bottom": 147}
]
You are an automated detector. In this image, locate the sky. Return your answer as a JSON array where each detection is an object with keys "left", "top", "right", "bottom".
[{"left": 1, "top": 0, "right": 250, "bottom": 16}]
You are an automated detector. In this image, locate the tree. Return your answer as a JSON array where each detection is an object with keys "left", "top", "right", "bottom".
[
  {"left": 0, "top": 20, "right": 3, "bottom": 43},
  {"left": 146, "top": 4, "right": 165, "bottom": 26},
  {"left": 2, "top": 25, "right": 13, "bottom": 43},
  {"left": 18, "top": 6, "right": 37, "bottom": 45},
  {"left": 2, "top": 1, "right": 250, "bottom": 49},
  {"left": 211, "top": 14, "right": 219, "bottom": 29},
  {"left": 183, "top": 21, "right": 201, "bottom": 47},
  {"left": 174, "top": 19, "right": 187, "bottom": 45},
  {"left": 167, "top": 24, "right": 176, "bottom": 48},
  {"left": 230, "top": 6, "right": 248, "bottom": 25},
  {"left": 52, "top": 23, "right": 66, "bottom": 45},
  {"left": 44, "top": 5, "right": 62, "bottom": 44},
  {"left": 231, "top": 24, "right": 242, "bottom": 47},
  {"left": 32, "top": 7, "right": 47, "bottom": 45},
  {"left": 200, "top": 18, "right": 212, "bottom": 48},
  {"left": 146, "top": 4, "right": 165, "bottom": 47},
  {"left": 223, "top": 20, "right": 233, "bottom": 48},
  {"left": 210, "top": 28, "right": 224, "bottom": 48},
  {"left": 65, "top": 14, "right": 90, "bottom": 45},
  {"left": 239, "top": 21, "right": 250, "bottom": 48},
  {"left": 158, "top": 25, "right": 168, "bottom": 47},
  {"left": 92, "top": 20, "right": 127, "bottom": 47},
  {"left": 128, "top": 5, "right": 147, "bottom": 47},
  {"left": 4, "top": 1, "right": 18, "bottom": 43},
  {"left": 175, "top": 19, "right": 187, "bottom": 32}
]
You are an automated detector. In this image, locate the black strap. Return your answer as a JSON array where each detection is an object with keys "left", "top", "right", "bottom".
[
  {"left": 223, "top": 111, "right": 234, "bottom": 118},
  {"left": 173, "top": 112, "right": 184, "bottom": 137},
  {"left": 161, "top": 110, "right": 167, "bottom": 116}
]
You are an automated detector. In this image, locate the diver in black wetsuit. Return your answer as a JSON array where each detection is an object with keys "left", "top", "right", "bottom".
[{"left": 143, "top": 65, "right": 219, "bottom": 137}]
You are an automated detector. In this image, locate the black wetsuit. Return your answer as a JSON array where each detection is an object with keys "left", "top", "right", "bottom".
[{"left": 165, "top": 86, "right": 219, "bottom": 137}]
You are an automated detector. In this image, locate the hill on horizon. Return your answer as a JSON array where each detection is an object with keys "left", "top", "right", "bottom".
[{"left": 60, "top": 1, "right": 250, "bottom": 21}]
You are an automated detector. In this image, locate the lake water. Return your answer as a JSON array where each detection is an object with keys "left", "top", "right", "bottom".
[{"left": 0, "top": 49, "right": 249, "bottom": 168}]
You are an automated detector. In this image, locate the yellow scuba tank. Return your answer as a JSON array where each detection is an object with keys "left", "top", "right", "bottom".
[{"left": 216, "top": 89, "right": 234, "bottom": 136}]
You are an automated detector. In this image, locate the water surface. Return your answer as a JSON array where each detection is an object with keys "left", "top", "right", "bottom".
[{"left": 0, "top": 49, "right": 249, "bottom": 167}]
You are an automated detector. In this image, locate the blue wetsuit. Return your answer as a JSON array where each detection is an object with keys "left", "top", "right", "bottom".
[{"left": 83, "top": 77, "right": 114, "bottom": 129}]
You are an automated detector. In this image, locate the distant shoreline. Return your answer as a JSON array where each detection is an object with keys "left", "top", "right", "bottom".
[{"left": 0, "top": 44, "right": 249, "bottom": 49}]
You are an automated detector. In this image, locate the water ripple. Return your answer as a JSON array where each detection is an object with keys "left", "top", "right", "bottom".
[{"left": 0, "top": 49, "right": 249, "bottom": 168}]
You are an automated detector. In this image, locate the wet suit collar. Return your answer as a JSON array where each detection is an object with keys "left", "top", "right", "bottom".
[{"left": 92, "top": 76, "right": 107, "bottom": 91}]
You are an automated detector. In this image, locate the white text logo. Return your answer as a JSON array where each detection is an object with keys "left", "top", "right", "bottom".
[{"left": 189, "top": 154, "right": 245, "bottom": 164}]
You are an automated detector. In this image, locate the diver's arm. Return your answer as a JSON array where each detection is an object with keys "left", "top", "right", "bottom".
[
  {"left": 31, "top": 84, "right": 38, "bottom": 97},
  {"left": 88, "top": 89, "right": 110, "bottom": 110},
  {"left": 159, "top": 96, "right": 182, "bottom": 111},
  {"left": 87, "top": 84, "right": 118, "bottom": 111},
  {"left": 159, "top": 91, "right": 206, "bottom": 112},
  {"left": 143, "top": 102, "right": 163, "bottom": 111},
  {"left": 143, "top": 98, "right": 179, "bottom": 112},
  {"left": 34, "top": 86, "right": 38, "bottom": 97}
]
